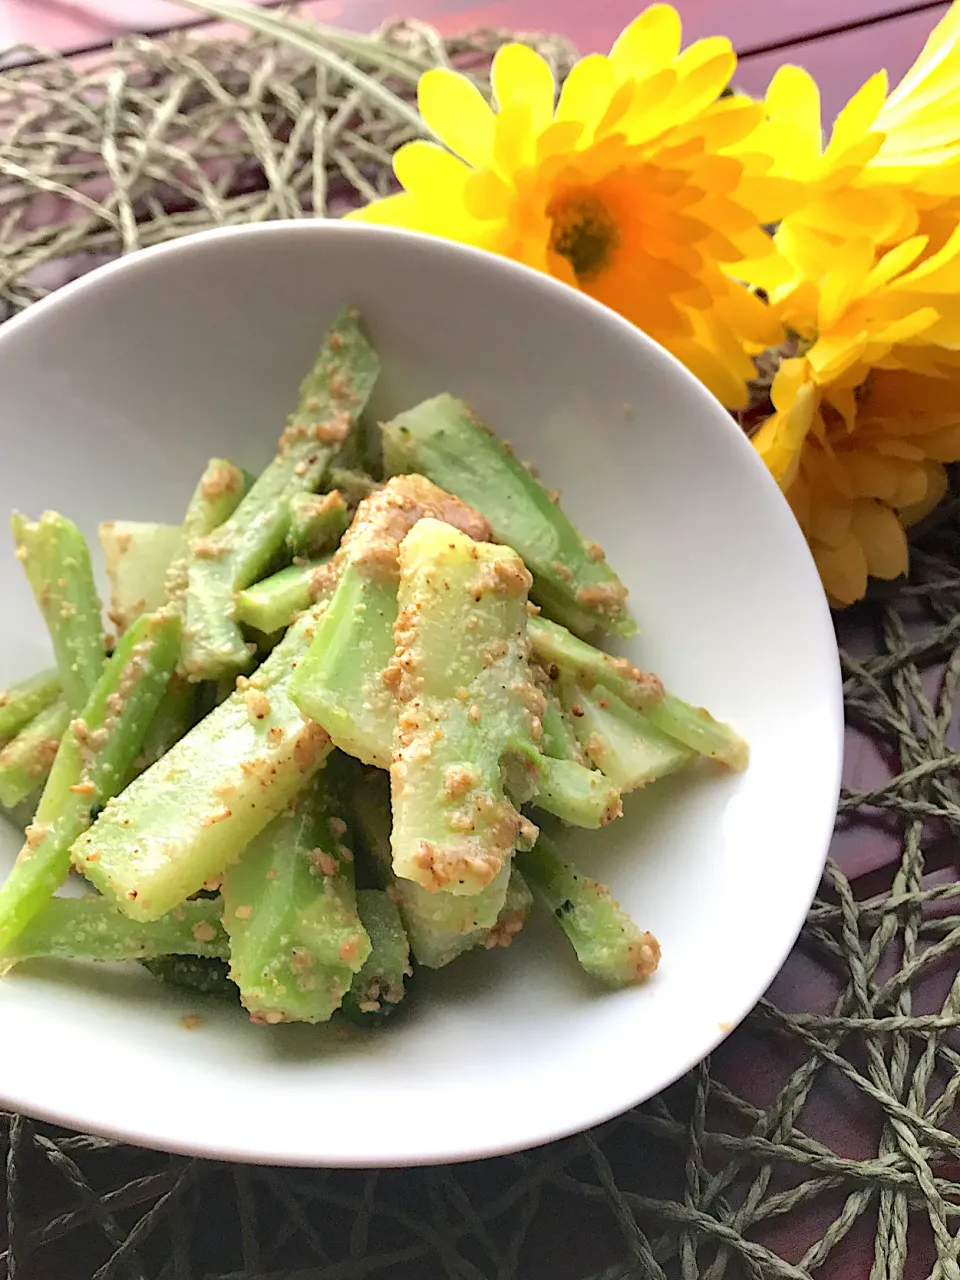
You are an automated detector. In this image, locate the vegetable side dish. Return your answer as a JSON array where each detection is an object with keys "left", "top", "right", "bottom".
[{"left": 0, "top": 309, "right": 747, "bottom": 1027}]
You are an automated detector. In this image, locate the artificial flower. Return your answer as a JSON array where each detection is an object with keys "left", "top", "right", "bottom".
[
  {"left": 751, "top": 230, "right": 960, "bottom": 604},
  {"left": 349, "top": 5, "right": 792, "bottom": 408},
  {"left": 740, "top": 1, "right": 960, "bottom": 302}
]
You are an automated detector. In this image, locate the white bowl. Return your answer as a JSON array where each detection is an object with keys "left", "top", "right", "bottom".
[{"left": 0, "top": 222, "right": 841, "bottom": 1166}]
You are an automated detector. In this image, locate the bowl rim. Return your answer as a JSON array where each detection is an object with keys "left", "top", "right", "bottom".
[{"left": 0, "top": 220, "right": 844, "bottom": 1166}]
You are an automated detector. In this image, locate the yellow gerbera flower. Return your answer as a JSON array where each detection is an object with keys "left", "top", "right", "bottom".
[
  {"left": 752, "top": 229, "right": 960, "bottom": 604},
  {"left": 348, "top": 5, "right": 789, "bottom": 408},
  {"left": 741, "top": 1, "right": 960, "bottom": 300}
]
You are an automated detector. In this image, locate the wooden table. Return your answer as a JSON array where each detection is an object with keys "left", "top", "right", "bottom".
[{"left": 1, "top": 4, "right": 950, "bottom": 1279}]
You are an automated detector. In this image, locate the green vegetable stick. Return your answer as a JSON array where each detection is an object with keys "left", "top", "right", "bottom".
[
  {"left": 341, "top": 889, "right": 411, "bottom": 1024},
  {"left": 234, "top": 560, "right": 331, "bottom": 635},
  {"left": 538, "top": 683, "right": 583, "bottom": 763},
  {"left": 12, "top": 511, "right": 104, "bottom": 713},
  {"left": 287, "top": 490, "right": 350, "bottom": 556},
  {"left": 163, "top": 457, "right": 249, "bottom": 605},
  {"left": 0, "top": 895, "right": 227, "bottom": 973},
  {"left": 381, "top": 395, "right": 633, "bottom": 638},
  {"left": 182, "top": 309, "right": 379, "bottom": 679},
  {"left": 0, "top": 699, "right": 70, "bottom": 810},
  {"left": 532, "top": 755, "right": 623, "bottom": 827},
  {"left": 183, "top": 458, "right": 249, "bottom": 539},
  {"left": 100, "top": 520, "right": 185, "bottom": 634},
  {"left": 391, "top": 518, "right": 542, "bottom": 895},
  {"left": 71, "top": 612, "right": 332, "bottom": 921},
  {"left": 0, "top": 669, "right": 60, "bottom": 741},
  {"left": 561, "top": 682, "right": 695, "bottom": 791},
  {"left": 222, "top": 771, "right": 370, "bottom": 1023},
  {"left": 350, "top": 768, "right": 518, "bottom": 968},
  {"left": 294, "top": 564, "right": 397, "bottom": 768},
  {"left": 0, "top": 611, "right": 181, "bottom": 952},
  {"left": 134, "top": 673, "right": 196, "bottom": 776},
  {"left": 329, "top": 467, "right": 379, "bottom": 504},
  {"left": 143, "top": 955, "right": 236, "bottom": 999},
  {"left": 290, "top": 475, "right": 493, "bottom": 768},
  {"left": 529, "top": 615, "right": 748, "bottom": 770},
  {"left": 520, "top": 836, "right": 660, "bottom": 987}
]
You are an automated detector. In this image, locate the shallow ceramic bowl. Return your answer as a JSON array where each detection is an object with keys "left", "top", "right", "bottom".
[{"left": 0, "top": 222, "right": 842, "bottom": 1166}]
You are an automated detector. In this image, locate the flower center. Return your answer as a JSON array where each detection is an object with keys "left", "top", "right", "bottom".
[{"left": 548, "top": 193, "right": 619, "bottom": 283}]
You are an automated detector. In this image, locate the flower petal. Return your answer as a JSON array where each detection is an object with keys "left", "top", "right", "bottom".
[
  {"left": 556, "top": 54, "right": 615, "bottom": 129},
  {"left": 813, "top": 534, "right": 868, "bottom": 605},
  {"left": 491, "top": 43, "right": 556, "bottom": 134},
  {"left": 393, "top": 141, "right": 471, "bottom": 199},
  {"left": 609, "top": 5, "right": 682, "bottom": 80},
  {"left": 418, "top": 68, "right": 495, "bottom": 167},
  {"left": 850, "top": 499, "right": 908, "bottom": 580}
]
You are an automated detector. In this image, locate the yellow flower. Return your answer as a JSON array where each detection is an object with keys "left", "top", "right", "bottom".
[
  {"left": 741, "top": 2, "right": 960, "bottom": 300},
  {"left": 752, "top": 230, "right": 960, "bottom": 604},
  {"left": 348, "top": 5, "right": 788, "bottom": 408}
]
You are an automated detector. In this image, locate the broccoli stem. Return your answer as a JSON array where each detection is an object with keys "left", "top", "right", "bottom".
[
  {"left": 0, "top": 895, "right": 226, "bottom": 974},
  {"left": 233, "top": 560, "right": 331, "bottom": 635},
  {"left": 0, "top": 610, "right": 181, "bottom": 952},
  {"left": 520, "top": 836, "right": 660, "bottom": 987},
  {"left": 390, "top": 518, "right": 542, "bottom": 895},
  {"left": 531, "top": 755, "right": 622, "bottom": 827},
  {"left": 71, "top": 611, "right": 332, "bottom": 921},
  {"left": 287, "top": 490, "right": 350, "bottom": 556},
  {"left": 0, "top": 669, "right": 60, "bottom": 741},
  {"left": 381, "top": 394, "right": 633, "bottom": 637},
  {"left": 222, "top": 769, "right": 370, "bottom": 1023},
  {"left": 162, "top": 458, "right": 249, "bottom": 605},
  {"left": 12, "top": 511, "right": 105, "bottom": 713},
  {"left": 182, "top": 309, "right": 379, "bottom": 679},
  {"left": 350, "top": 767, "right": 517, "bottom": 968},
  {"left": 134, "top": 673, "right": 196, "bottom": 775},
  {"left": 289, "top": 474, "right": 493, "bottom": 768},
  {"left": 561, "top": 682, "right": 695, "bottom": 791},
  {"left": 143, "top": 954, "right": 236, "bottom": 999},
  {"left": 529, "top": 615, "right": 748, "bottom": 770},
  {"left": 292, "top": 563, "right": 397, "bottom": 768},
  {"left": 340, "top": 889, "right": 411, "bottom": 1024},
  {"left": 100, "top": 520, "right": 185, "bottom": 634},
  {"left": 0, "top": 699, "right": 70, "bottom": 810},
  {"left": 329, "top": 467, "right": 378, "bottom": 504}
]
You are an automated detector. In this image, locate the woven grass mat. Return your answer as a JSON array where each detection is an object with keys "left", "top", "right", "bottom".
[{"left": 1, "top": 16, "right": 960, "bottom": 1280}]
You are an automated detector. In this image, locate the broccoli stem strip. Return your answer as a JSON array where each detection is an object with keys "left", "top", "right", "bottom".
[
  {"left": 529, "top": 615, "right": 748, "bottom": 770},
  {"left": 561, "top": 683, "right": 695, "bottom": 791},
  {"left": 134, "top": 673, "right": 196, "bottom": 776},
  {"left": 0, "top": 669, "right": 60, "bottom": 742},
  {"left": 0, "top": 896, "right": 226, "bottom": 974},
  {"left": 290, "top": 474, "right": 494, "bottom": 768},
  {"left": 12, "top": 511, "right": 104, "bottom": 713},
  {"left": 287, "top": 490, "right": 350, "bottom": 556},
  {"left": 531, "top": 755, "right": 623, "bottom": 827},
  {"left": 340, "top": 889, "right": 411, "bottom": 1024},
  {"left": 350, "top": 768, "right": 518, "bottom": 968},
  {"left": 0, "top": 699, "right": 70, "bottom": 810},
  {"left": 233, "top": 560, "right": 330, "bottom": 635},
  {"left": 293, "top": 563, "right": 397, "bottom": 768},
  {"left": 381, "top": 395, "right": 633, "bottom": 637},
  {"left": 100, "top": 520, "right": 185, "bottom": 634},
  {"left": 71, "top": 612, "right": 332, "bottom": 921},
  {"left": 182, "top": 309, "right": 379, "bottom": 679},
  {"left": 143, "top": 955, "right": 236, "bottom": 999},
  {"left": 162, "top": 458, "right": 249, "bottom": 606},
  {"left": 520, "top": 836, "right": 660, "bottom": 987},
  {"left": 390, "top": 518, "right": 543, "bottom": 895},
  {"left": 222, "top": 768, "right": 370, "bottom": 1023},
  {"left": 0, "top": 611, "right": 181, "bottom": 952}
]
